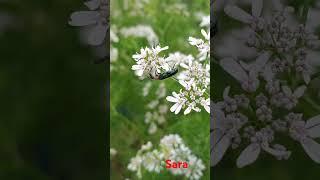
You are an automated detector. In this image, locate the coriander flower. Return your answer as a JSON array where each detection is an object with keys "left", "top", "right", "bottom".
[
  {"left": 142, "top": 150, "right": 163, "bottom": 173},
  {"left": 188, "top": 29, "right": 210, "bottom": 61},
  {"left": 200, "top": 15, "right": 210, "bottom": 28},
  {"left": 160, "top": 134, "right": 183, "bottom": 149},
  {"left": 166, "top": 91, "right": 187, "bottom": 114},
  {"left": 131, "top": 45, "right": 169, "bottom": 77},
  {"left": 128, "top": 134, "right": 205, "bottom": 179},
  {"left": 120, "top": 25, "right": 159, "bottom": 46},
  {"left": 128, "top": 156, "right": 143, "bottom": 178},
  {"left": 143, "top": 82, "right": 168, "bottom": 134},
  {"left": 185, "top": 155, "right": 206, "bottom": 180},
  {"left": 165, "top": 52, "right": 194, "bottom": 67}
]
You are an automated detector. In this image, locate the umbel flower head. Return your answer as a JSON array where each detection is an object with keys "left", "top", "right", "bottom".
[
  {"left": 131, "top": 45, "right": 170, "bottom": 77},
  {"left": 165, "top": 29, "right": 210, "bottom": 115},
  {"left": 212, "top": 0, "right": 320, "bottom": 167},
  {"left": 128, "top": 134, "right": 205, "bottom": 179},
  {"left": 120, "top": 25, "right": 159, "bottom": 46}
]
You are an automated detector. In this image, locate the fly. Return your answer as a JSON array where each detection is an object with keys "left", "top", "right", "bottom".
[{"left": 149, "top": 68, "right": 179, "bottom": 80}]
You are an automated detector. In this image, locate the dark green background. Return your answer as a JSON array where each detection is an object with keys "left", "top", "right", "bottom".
[{"left": 0, "top": 1, "right": 107, "bottom": 179}]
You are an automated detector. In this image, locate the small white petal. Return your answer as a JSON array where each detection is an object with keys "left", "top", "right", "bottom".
[
  {"left": 166, "top": 96, "right": 178, "bottom": 103},
  {"left": 184, "top": 106, "right": 192, "bottom": 115},
  {"left": 301, "top": 138, "right": 320, "bottom": 163},
  {"left": 172, "top": 92, "right": 180, "bottom": 98},
  {"left": 250, "top": 52, "right": 270, "bottom": 74},
  {"left": 69, "top": 11, "right": 99, "bottom": 26},
  {"left": 84, "top": 0, "right": 100, "bottom": 10},
  {"left": 211, "top": 134, "right": 230, "bottom": 166},
  {"left": 220, "top": 58, "right": 248, "bottom": 83},
  {"left": 223, "top": 86, "right": 230, "bottom": 99},
  {"left": 303, "top": 72, "right": 311, "bottom": 84},
  {"left": 88, "top": 24, "right": 108, "bottom": 45},
  {"left": 174, "top": 103, "right": 183, "bottom": 114},
  {"left": 203, "top": 104, "right": 210, "bottom": 113},
  {"left": 252, "top": 0, "right": 263, "bottom": 17},
  {"left": 170, "top": 103, "right": 179, "bottom": 112},
  {"left": 131, "top": 65, "right": 142, "bottom": 70},
  {"left": 136, "top": 70, "right": 144, "bottom": 76},
  {"left": 224, "top": 5, "right": 253, "bottom": 23},
  {"left": 211, "top": 106, "right": 225, "bottom": 130},
  {"left": 262, "top": 144, "right": 288, "bottom": 157},
  {"left": 282, "top": 86, "right": 292, "bottom": 96},
  {"left": 293, "top": 86, "right": 306, "bottom": 98},
  {"left": 306, "top": 115, "right": 320, "bottom": 138},
  {"left": 236, "top": 143, "right": 261, "bottom": 168}
]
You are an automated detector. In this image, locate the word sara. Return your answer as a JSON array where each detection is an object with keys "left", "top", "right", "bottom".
[{"left": 165, "top": 160, "right": 188, "bottom": 169}]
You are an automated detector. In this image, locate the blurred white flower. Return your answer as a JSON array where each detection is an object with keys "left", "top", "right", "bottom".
[
  {"left": 110, "top": 148, "right": 117, "bottom": 157},
  {"left": 165, "top": 2, "right": 190, "bottom": 16},
  {"left": 184, "top": 155, "right": 206, "bottom": 180},
  {"left": 69, "top": 0, "right": 109, "bottom": 46},
  {"left": 110, "top": 47, "right": 118, "bottom": 63},
  {"left": 143, "top": 150, "right": 163, "bottom": 173},
  {"left": 128, "top": 156, "right": 143, "bottom": 178},
  {"left": 160, "top": 134, "right": 183, "bottom": 149},
  {"left": 143, "top": 82, "right": 168, "bottom": 134},
  {"left": 110, "top": 29, "right": 119, "bottom": 43},
  {"left": 142, "top": 82, "right": 152, "bottom": 96},
  {"left": 128, "top": 134, "right": 205, "bottom": 179},
  {"left": 123, "top": 0, "right": 150, "bottom": 16},
  {"left": 200, "top": 15, "right": 210, "bottom": 28},
  {"left": 120, "top": 25, "right": 159, "bottom": 46}
]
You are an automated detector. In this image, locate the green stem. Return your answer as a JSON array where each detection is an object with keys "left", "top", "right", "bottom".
[
  {"left": 301, "top": 0, "right": 311, "bottom": 25},
  {"left": 161, "top": 16, "right": 174, "bottom": 37},
  {"left": 303, "top": 95, "right": 320, "bottom": 111}
]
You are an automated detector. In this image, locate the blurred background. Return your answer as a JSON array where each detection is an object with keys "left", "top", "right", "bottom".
[{"left": 0, "top": 0, "right": 107, "bottom": 179}]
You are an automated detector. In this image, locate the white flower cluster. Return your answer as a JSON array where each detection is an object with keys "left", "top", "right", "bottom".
[
  {"left": 128, "top": 134, "right": 205, "bottom": 179},
  {"left": 132, "top": 28, "right": 210, "bottom": 115},
  {"left": 120, "top": 25, "right": 159, "bottom": 46},
  {"left": 164, "top": 2, "right": 190, "bottom": 17},
  {"left": 123, "top": 0, "right": 150, "bottom": 16},
  {"left": 131, "top": 45, "right": 170, "bottom": 77},
  {"left": 166, "top": 29, "right": 210, "bottom": 115},
  {"left": 188, "top": 29, "right": 210, "bottom": 61},
  {"left": 222, "top": 0, "right": 319, "bottom": 84},
  {"left": 143, "top": 82, "right": 169, "bottom": 134},
  {"left": 212, "top": 0, "right": 320, "bottom": 167}
]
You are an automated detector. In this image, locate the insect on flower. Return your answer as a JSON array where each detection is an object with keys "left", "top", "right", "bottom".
[{"left": 149, "top": 67, "right": 179, "bottom": 80}]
